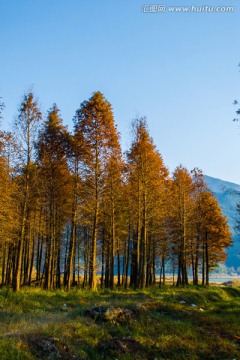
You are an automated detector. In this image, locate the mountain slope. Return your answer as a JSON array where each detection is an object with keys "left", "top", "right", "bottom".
[{"left": 204, "top": 175, "right": 240, "bottom": 273}]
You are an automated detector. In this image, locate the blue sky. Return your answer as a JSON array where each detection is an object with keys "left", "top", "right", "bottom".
[{"left": 1, "top": 0, "right": 240, "bottom": 183}]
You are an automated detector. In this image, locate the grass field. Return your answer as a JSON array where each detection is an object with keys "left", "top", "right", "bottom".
[{"left": 0, "top": 285, "right": 240, "bottom": 359}]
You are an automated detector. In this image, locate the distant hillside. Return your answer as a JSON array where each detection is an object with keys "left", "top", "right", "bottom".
[{"left": 204, "top": 175, "right": 240, "bottom": 273}]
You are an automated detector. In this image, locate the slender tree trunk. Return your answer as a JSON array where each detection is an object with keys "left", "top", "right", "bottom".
[
  {"left": 109, "top": 205, "right": 115, "bottom": 289},
  {"left": 89, "top": 155, "right": 99, "bottom": 290},
  {"left": 89, "top": 213, "right": 98, "bottom": 290},
  {"left": 105, "top": 238, "right": 110, "bottom": 288},
  {"left": 162, "top": 256, "right": 166, "bottom": 285},
  {"left": 67, "top": 210, "right": 76, "bottom": 290},
  {"left": 101, "top": 229, "right": 105, "bottom": 288},
  {"left": 124, "top": 222, "right": 131, "bottom": 288},
  {"left": 176, "top": 247, "right": 182, "bottom": 287},
  {"left": 117, "top": 248, "right": 121, "bottom": 286},
  {"left": 159, "top": 263, "right": 163, "bottom": 287},
  {"left": 28, "top": 238, "right": 35, "bottom": 286},
  {"left": 1, "top": 244, "right": 6, "bottom": 285},
  {"left": 140, "top": 190, "right": 147, "bottom": 288},
  {"left": 194, "top": 236, "right": 200, "bottom": 285},
  {"left": 83, "top": 227, "right": 89, "bottom": 288},
  {"left": 13, "top": 209, "right": 26, "bottom": 291},
  {"left": 205, "top": 232, "right": 209, "bottom": 285},
  {"left": 202, "top": 242, "right": 205, "bottom": 285}
]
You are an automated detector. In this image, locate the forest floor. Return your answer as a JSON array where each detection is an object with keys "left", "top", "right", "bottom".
[{"left": 0, "top": 285, "right": 240, "bottom": 359}]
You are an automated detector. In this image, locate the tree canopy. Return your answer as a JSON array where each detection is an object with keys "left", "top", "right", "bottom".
[{"left": 0, "top": 91, "right": 232, "bottom": 291}]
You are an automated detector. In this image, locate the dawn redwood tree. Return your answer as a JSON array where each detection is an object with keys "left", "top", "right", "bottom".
[
  {"left": 0, "top": 131, "right": 17, "bottom": 286},
  {"left": 197, "top": 191, "right": 232, "bottom": 285},
  {"left": 101, "top": 133, "right": 123, "bottom": 288},
  {"left": 13, "top": 93, "right": 42, "bottom": 291},
  {"left": 190, "top": 168, "right": 208, "bottom": 285},
  {"left": 127, "top": 118, "right": 168, "bottom": 288},
  {"left": 155, "top": 179, "right": 173, "bottom": 286},
  {"left": 169, "top": 167, "right": 232, "bottom": 286},
  {"left": 169, "top": 166, "right": 194, "bottom": 286},
  {"left": 65, "top": 130, "right": 84, "bottom": 290},
  {"left": 120, "top": 180, "right": 134, "bottom": 288},
  {"left": 0, "top": 109, "right": 15, "bottom": 250},
  {"left": 38, "top": 104, "right": 71, "bottom": 289},
  {"left": 74, "top": 92, "right": 120, "bottom": 290}
]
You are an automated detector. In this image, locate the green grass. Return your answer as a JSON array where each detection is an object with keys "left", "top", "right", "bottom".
[{"left": 0, "top": 286, "right": 240, "bottom": 359}]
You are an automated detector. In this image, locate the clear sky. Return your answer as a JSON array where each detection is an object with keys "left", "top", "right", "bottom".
[{"left": 1, "top": 0, "right": 240, "bottom": 183}]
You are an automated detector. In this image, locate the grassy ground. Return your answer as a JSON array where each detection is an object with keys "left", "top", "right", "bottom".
[{"left": 0, "top": 285, "right": 240, "bottom": 359}]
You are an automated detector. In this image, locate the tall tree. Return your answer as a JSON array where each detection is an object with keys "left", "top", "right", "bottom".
[
  {"left": 127, "top": 118, "right": 168, "bottom": 288},
  {"left": 37, "top": 104, "right": 70, "bottom": 289},
  {"left": 197, "top": 191, "right": 232, "bottom": 285},
  {"left": 190, "top": 168, "right": 208, "bottom": 285},
  {"left": 101, "top": 134, "right": 123, "bottom": 288},
  {"left": 13, "top": 93, "right": 42, "bottom": 291},
  {"left": 65, "top": 131, "right": 84, "bottom": 290},
  {"left": 74, "top": 92, "right": 120, "bottom": 290},
  {"left": 0, "top": 131, "right": 18, "bottom": 286},
  {"left": 169, "top": 166, "right": 194, "bottom": 286}
]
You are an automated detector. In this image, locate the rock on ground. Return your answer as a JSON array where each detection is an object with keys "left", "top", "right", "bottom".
[{"left": 84, "top": 306, "right": 133, "bottom": 323}]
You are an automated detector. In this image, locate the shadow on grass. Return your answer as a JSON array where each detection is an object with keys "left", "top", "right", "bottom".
[{"left": 221, "top": 287, "right": 240, "bottom": 298}]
